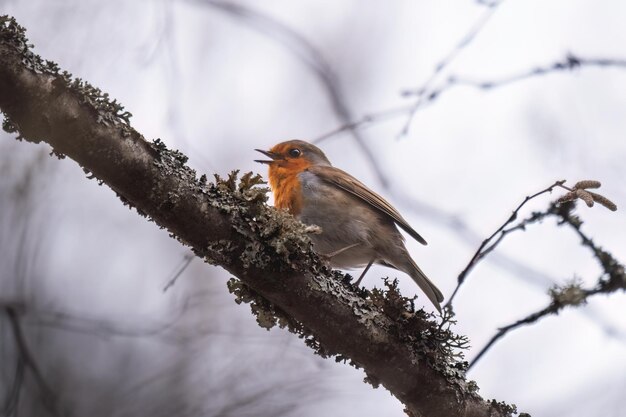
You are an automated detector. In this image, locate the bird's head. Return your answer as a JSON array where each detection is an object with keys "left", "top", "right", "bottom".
[{"left": 255, "top": 140, "right": 331, "bottom": 176}]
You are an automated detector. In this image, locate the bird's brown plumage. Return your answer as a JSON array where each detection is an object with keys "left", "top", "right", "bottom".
[
  {"left": 255, "top": 139, "right": 444, "bottom": 312},
  {"left": 307, "top": 165, "right": 428, "bottom": 246}
]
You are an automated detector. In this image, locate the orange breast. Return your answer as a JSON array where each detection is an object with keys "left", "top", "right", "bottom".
[{"left": 268, "top": 160, "right": 310, "bottom": 216}]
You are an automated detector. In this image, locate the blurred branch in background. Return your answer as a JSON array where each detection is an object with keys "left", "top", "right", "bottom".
[
  {"left": 2, "top": 304, "right": 63, "bottom": 417},
  {"left": 320, "top": 53, "right": 626, "bottom": 142},
  {"left": 2, "top": 354, "right": 24, "bottom": 417},
  {"left": 26, "top": 291, "right": 217, "bottom": 343},
  {"left": 476, "top": 0, "right": 503, "bottom": 7},
  {"left": 195, "top": 0, "right": 391, "bottom": 186},
  {"left": 162, "top": 252, "right": 195, "bottom": 292},
  {"left": 399, "top": 0, "right": 506, "bottom": 136},
  {"left": 0, "top": 145, "right": 57, "bottom": 417},
  {"left": 312, "top": 0, "right": 505, "bottom": 140},
  {"left": 23, "top": 288, "right": 286, "bottom": 345},
  {"left": 445, "top": 54, "right": 626, "bottom": 90},
  {"left": 142, "top": 0, "right": 219, "bottom": 173}
]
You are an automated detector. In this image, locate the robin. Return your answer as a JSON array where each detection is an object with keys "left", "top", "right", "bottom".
[{"left": 255, "top": 140, "right": 444, "bottom": 312}]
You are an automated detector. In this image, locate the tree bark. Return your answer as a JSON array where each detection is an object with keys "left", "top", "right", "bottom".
[{"left": 0, "top": 16, "right": 520, "bottom": 417}]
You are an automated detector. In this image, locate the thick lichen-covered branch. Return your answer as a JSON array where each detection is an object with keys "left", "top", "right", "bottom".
[{"left": 0, "top": 16, "right": 520, "bottom": 417}]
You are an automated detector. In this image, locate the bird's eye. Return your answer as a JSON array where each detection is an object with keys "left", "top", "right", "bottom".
[{"left": 288, "top": 148, "right": 301, "bottom": 158}]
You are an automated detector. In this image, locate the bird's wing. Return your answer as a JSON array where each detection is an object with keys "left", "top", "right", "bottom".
[{"left": 307, "top": 165, "right": 427, "bottom": 245}]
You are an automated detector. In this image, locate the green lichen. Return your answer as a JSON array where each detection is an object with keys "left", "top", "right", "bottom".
[
  {"left": 208, "top": 169, "right": 318, "bottom": 271},
  {"left": 487, "top": 399, "right": 519, "bottom": 416},
  {"left": 363, "top": 371, "right": 381, "bottom": 389},
  {"left": 205, "top": 239, "right": 236, "bottom": 266},
  {"left": 0, "top": 15, "right": 133, "bottom": 137},
  {"left": 0, "top": 15, "right": 45, "bottom": 73},
  {"left": 2, "top": 115, "right": 19, "bottom": 137},
  {"left": 370, "top": 279, "right": 472, "bottom": 388},
  {"left": 227, "top": 278, "right": 294, "bottom": 330},
  {"left": 549, "top": 278, "right": 586, "bottom": 307},
  {"left": 227, "top": 276, "right": 336, "bottom": 359}
]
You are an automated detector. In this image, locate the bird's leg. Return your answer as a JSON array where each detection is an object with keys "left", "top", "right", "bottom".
[
  {"left": 354, "top": 259, "right": 375, "bottom": 287},
  {"left": 320, "top": 242, "right": 360, "bottom": 261}
]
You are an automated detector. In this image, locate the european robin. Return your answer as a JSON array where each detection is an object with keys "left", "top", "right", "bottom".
[{"left": 255, "top": 140, "right": 444, "bottom": 312}]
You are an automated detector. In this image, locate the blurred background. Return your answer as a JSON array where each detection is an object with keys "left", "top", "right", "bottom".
[{"left": 1, "top": 0, "right": 625, "bottom": 416}]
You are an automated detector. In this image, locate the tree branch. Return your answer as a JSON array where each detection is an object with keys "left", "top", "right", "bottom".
[
  {"left": 0, "top": 16, "right": 519, "bottom": 417},
  {"left": 446, "top": 180, "right": 568, "bottom": 309},
  {"left": 319, "top": 52, "right": 626, "bottom": 143},
  {"left": 447, "top": 54, "right": 626, "bottom": 90},
  {"left": 399, "top": 0, "right": 506, "bottom": 135},
  {"left": 469, "top": 200, "right": 624, "bottom": 369}
]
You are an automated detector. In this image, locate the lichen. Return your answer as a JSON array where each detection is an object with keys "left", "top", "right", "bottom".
[
  {"left": 549, "top": 278, "right": 586, "bottom": 307},
  {"left": 487, "top": 399, "right": 519, "bottom": 416},
  {"left": 227, "top": 277, "right": 293, "bottom": 330},
  {"left": 369, "top": 279, "right": 473, "bottom": 389},
  {"left": 207, "top": 169, "right": 318, "bottom": 271},
  {"left": 2, "top": 115, "right": 20, "bottom": 138},
  {"left": 1, "top": 15, "right": 133, "bottom": 138}
]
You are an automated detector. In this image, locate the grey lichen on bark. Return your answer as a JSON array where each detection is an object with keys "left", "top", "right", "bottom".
[{"left": 0, "top": 15, "right": 522, "bottom": 417}]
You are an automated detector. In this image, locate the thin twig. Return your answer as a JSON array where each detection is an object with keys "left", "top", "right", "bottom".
[
  {"left": 448, "top": 54, "right": 626, "bottom": 90},
  {"left": 446, "top": 180, "right": 567, "bottom": 309},
  {"left": 469, "top": 302, "right": 558, "bottom": 370},
  {"left": 317, "top": 53, "right": 626, "bottom": 143},
  {"left": 472, "top": 210, "right": 550, "bottom": 267},
  {"left": 469, "top": 273, "right": 621, "bottom": 370},
  {"left": 399, "top": 0, "right": 506, "bottom": 135},
  {"left": 313, "top": 104, "right": 414, "bottom": 143},
  {"left": 557, "top": 202, "right": 624, "bottom": 284},
  {"left": 469, "top": 201, "right": 625, "bottom": 369},
  {"left": 163, "top": 252, "right": 195, "bottom": 292}
]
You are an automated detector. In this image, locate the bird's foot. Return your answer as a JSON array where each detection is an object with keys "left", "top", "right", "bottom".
[{"left": 353, "top": 259, "right": 374, "bottom": 286}]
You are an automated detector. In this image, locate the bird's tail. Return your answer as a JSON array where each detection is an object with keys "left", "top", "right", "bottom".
[{"left": 406, "top": 258, "right": 444, "bottom": 313}]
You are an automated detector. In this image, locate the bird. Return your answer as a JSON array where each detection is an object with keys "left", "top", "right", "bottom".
[{"left": 255, "top": 139, "right": 444, "bottom": 312}]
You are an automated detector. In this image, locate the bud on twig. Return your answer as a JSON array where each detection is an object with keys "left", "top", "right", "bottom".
[
  {"left": 588, "top": 191, "right": 618, "bottom": 212},
  {"left": 556, "top": 179, "right": 617, "bottom": 211},
  {"left": 575, "top": 189, "right": 595, "bottom": 207},
  {"left": 573, "top": 180, "right": 601, "bottom": 190}
]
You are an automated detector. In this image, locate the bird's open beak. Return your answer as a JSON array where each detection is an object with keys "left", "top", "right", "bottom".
[{"left": 254, "top": 149, "right": 282, "bottom": 164}]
